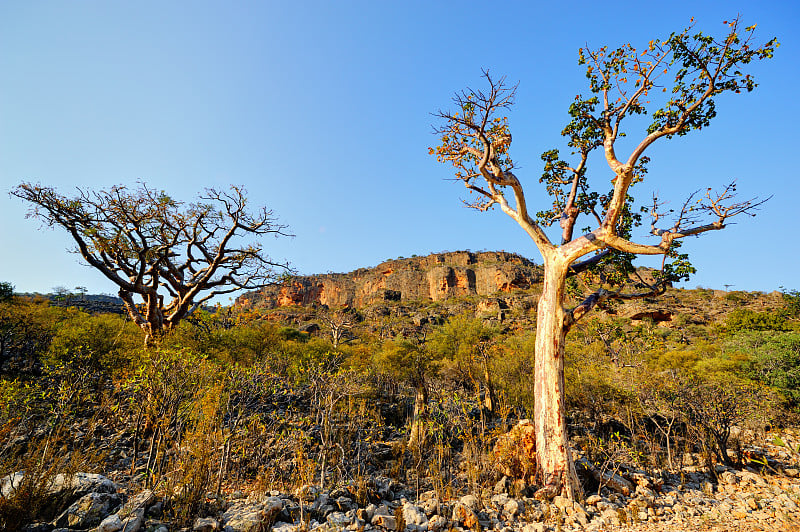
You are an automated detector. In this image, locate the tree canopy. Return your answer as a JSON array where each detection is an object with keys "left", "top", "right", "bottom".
[
  {"left": 431, "top": 17, "right": 778, "bottom": 499},
  {"left": 13, "top": 183, "right": 290, "bottom": 344}
]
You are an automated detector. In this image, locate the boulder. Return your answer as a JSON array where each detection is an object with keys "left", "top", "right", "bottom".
[
  {"left": 494, "top": 420, "right": 537, "bottom": 482},
  {"left": 53, "top": 492, "right": 121, "bottom": 529},
  {"left": 402, "top": 502, "right": 429, "bottom": 528}
]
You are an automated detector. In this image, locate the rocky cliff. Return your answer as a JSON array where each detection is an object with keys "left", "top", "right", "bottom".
[{"left": 236, "top": 251, "right": 542, "bottom": 310}]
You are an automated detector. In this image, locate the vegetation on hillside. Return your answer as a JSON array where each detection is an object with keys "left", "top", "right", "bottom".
[{"left": 0, "top": 281, "right": 797, "bottom": 528}]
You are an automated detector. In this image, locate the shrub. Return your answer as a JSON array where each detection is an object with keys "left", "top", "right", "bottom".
[{"left": 724, "top": 308, "right": 788, "bottom": 333}]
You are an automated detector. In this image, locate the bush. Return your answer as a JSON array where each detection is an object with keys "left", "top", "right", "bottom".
[
  {"left": 45, "top": 313, "right": 140, "bottom": 370},
  {"left": 724, "top": 308, "right": 788, "bottom": 333},
  {"left": 727, "top": 331, "right": 800, "bottom": 408}
]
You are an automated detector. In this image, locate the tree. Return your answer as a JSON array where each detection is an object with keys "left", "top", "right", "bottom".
[
  {"left": 429, "top": 314, "right": 499, "bottom": 416},
  {"left": 374, "top": 334, "right": 437, "bottom": 450},
  {"left": 13, "top": 183, "right": 290, "bottom": 345},
  {"left": 431, "top": 19, "right": 777, "bottom": 499},
  {"left": 0, "top": 282, "right": 13, "bottom": 303}
]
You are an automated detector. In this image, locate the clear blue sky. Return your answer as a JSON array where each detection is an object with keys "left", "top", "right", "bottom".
[{"left": 1, "top": 0, "right": 798, "bottom": 301}]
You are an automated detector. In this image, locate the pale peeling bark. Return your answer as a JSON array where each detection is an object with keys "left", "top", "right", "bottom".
[
  {"left": 433, "top": 32, "right": 777, "bottom": 497},
  {"left": 408, "top": 383, "right": 428, "bottom": 451},
  {"left": 533, "top": 255, "right": 580, "bottom": 499}
]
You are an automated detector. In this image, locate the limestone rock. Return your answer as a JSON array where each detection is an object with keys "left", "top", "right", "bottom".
[
  {"left": 193, "top": 516, "right": 220, "bottom": 531},
  {"left": 371, "top": 513, "right": 397, "bottom": 530},
  {"left": 494, "top": 420, "right": 537, "bottom": 482},
  {"left": 451, "top": 502, "right": 479, "bottom": 529},
  {"left": 222, "top": 498, "right": 283, "bottom": 532},
  {"left": 236, "top": 251, "right": 541, "bottom": 309},
  {"left": 98, "top": 514, "right": 123, "bottom": 532},
  {"left": 402, "top": 502, "right": 429, "bottom": 528},
  {"left": 53, "top": 492, "right": 121, "bottom": 529}
]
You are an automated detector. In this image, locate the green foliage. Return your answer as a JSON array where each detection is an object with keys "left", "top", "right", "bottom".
[
  {"left": 727, "top": 331, "right": 800, "bottom": 408},
  {"left": 0, "top": 297, "right": 64, "bottom": 370},
  {"left": 428, "top": 314, "right": 498, "bottom": 382},
  {"left": 45, "top": 312, "right": 140, "bottom": 370},
  {"left": 672, "top": 373, "right": 770, "bottom": 466},
  {"left": 724, "top": 308, "right": 788, "bottom": 333},
  {"left": 492, "top": 332, "right": 537, "bottom": 414},
  {"left": 780, "top": 288, "right": 800, "bottom": 318},
  {"left": 0, "top": 282, "right": 13, "bottom": 303},
  {"left": 374, "top": 337, "right": 433, "bottom": 387}
]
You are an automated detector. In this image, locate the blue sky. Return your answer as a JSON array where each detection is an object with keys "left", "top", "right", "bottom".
[{"left": 1, "top": 0, "right": 798, "bottom": 301}]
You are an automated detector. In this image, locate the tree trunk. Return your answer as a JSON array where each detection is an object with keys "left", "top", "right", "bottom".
[
  {"left": 533, "top": 258, "right": 581, "bottom": 499},
  {"left": 482, "top": 351, "right": 497, "bottom": 416},
  {"left": 408, "top": 381, "right": 428, "bottom": 451}
]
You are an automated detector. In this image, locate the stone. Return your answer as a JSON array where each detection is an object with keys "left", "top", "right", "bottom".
[
  {"left": 120, "top": 489, "right": 156, "bottom": 517},
  {"left": 373, "top": 504, "right": 392, "bottom": 516},
  {"left": 420, "top": 497, "right": 439, "bottom": 517},
  {"left": 222, "top": 500, "right": 282, "bottom": 532},
  {"left": 53, "top": 491, "right": 121, "bottom": 529},
  {"left": 98, "top": 514, "right": 123, "bottom": 532},
  {"left": 372, "top": 514, "right": 397, "bottom": 530},
  {"left": 585, "top": 495, "right": 602, "bottom": 506},
  {"left": 521, "top": 523, "right": 546, "bottom": 532},
  {"left": 193, "top": 517, "right": 220, "bottom": 531},
  {"left": 120, "top": 508, "right": 144, "bottom": 532},
  {"left": 403, "top": 502, "right": 429, "bottom": 527},
  {"left": 427, "top": 515, "right": 448, "bottom": 532},
  {"left": 552, "top": 495, "right": 570, "bottom": 511},
  {"left": 336, "top": 496, "right": 356, "bottom": 512},
  {"left": 502, "top": 499, "right": 524, "bottom": 517},
  {"left": 459, "top": 494, "right": 480, "bottom": 512},
  {"left": 0, "top": 471, "right": 117, "bottom": 501},
  {"left": 327, "top": 511, "right": 352, "bottom": 528},
  {"left": 272, "top": 523, "right": 295, "bottom": 532},
  {"left": 494, "top": 476, "right": 510, "bottom": 494},
  {"left": 452, "top": 502, "right": 480, "bottom": 529},
  {"left": 235, "top": 252, "right": 541, "bottom": 309},
  {"left": 21, "top": 523, "right": 54, "bottom": 532},
  {"left": 494, "top": 420, "right": 537, "bottom": 482}
]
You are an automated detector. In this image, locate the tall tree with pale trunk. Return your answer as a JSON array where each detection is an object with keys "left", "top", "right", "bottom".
[{"left": 431, "top": 18, "right": 777, "bottom": 499}]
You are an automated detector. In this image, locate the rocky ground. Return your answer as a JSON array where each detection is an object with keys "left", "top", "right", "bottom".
[{"left": 5, "top": 428, "right": 800, "bottom": 532}]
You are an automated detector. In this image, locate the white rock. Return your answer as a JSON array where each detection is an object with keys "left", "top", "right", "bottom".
[
  {"left": 502, "top": 499, "right": 524, "bottom": 517},
  {"left": 427, "top": 515, "right": 448, "bottom": 532},
  {"left": 403, "top": 503, "right": 429, "bottom": 527},
  {"left": 193, "top": 516, "right": 219, "bottom": 531},
  {"left": 120, "top": 508, "right": 145, "bottom": 532},
  {"left": 98, "top": 514, "right": 123, "bottom": 532},
  {"left": 459, "top": 494, "right": 480, "bottom": 512},
  {"left": 328, "top": 511, "right": 352, "bottom": 528},
  {"left": 521, "top": 523, "right": 546, "bottom": 532},
  {"left": 372, "top": 513, "right": 397, "bottom": 530},
  {"left": 272, "top": 522, "right": 296, "bottom": 532}
]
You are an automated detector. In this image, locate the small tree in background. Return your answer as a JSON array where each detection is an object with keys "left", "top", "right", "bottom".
[
  {"left": 431, "top": 19, "right": 777, "bottom": 498},
  {"left": 13, "top": 184, "right": 290, "bottom": 345},
  {"left": 0, "top": 282, "right": 13, "bottom": 303}
]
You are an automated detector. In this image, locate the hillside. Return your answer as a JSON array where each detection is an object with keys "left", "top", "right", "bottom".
[
  {"left": 1, "top": 252, "right": 798, "bottom": 531},
  {"left": 236, "top": 251, "right": 542, "bottom": 309},
  {"left": 234, "top": 250, "right": 786, "bottom": 334}
]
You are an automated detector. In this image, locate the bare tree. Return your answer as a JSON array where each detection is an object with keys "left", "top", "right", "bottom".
[
  {"left": 318, "top": 307, "right": 357, "bottom": 348},
  {"left": 13, "top": 183, "right": 290, "bottom": 345},
  {"left": 431, "top": 19, "right": 777, "bottom": 499}
]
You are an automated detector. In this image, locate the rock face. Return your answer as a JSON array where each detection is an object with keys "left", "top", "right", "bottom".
[{"left": 236, "top": 251, "right": 541, "bottom": 309}]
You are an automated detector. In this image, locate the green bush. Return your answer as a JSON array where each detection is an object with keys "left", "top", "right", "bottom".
[
  {"left": 727, "top": 331, "right": 800, "bottom": 408},
  {"left": 45, "top": 312, "right": 140, "bottom": 370},
  {"left": 724, "top": 308, "right": 788, "bottom": 333}
]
